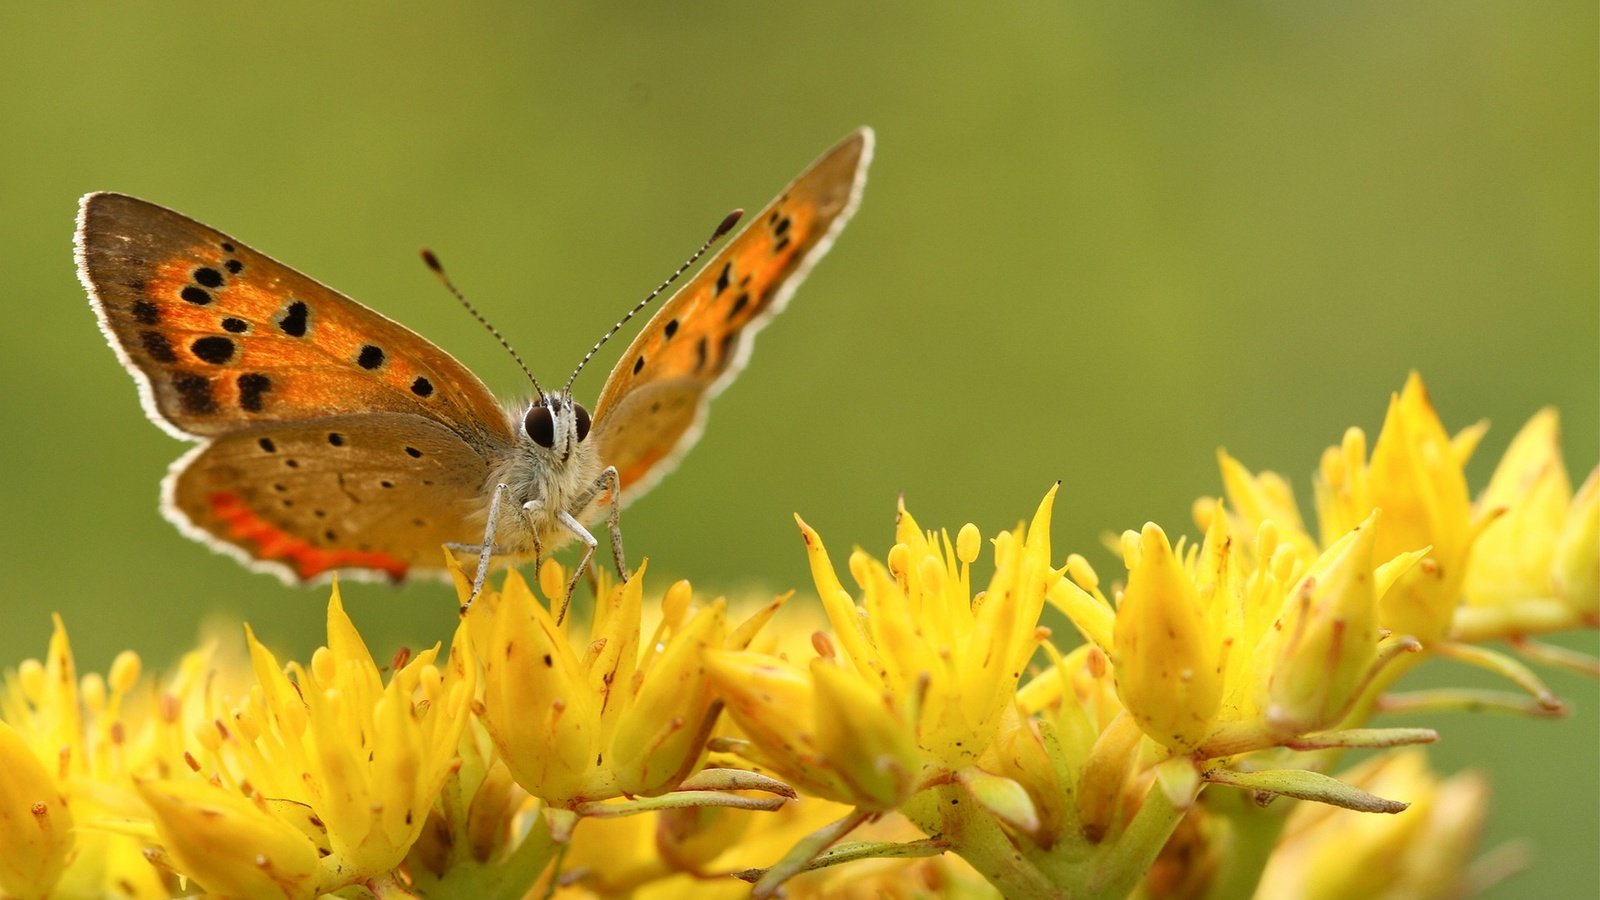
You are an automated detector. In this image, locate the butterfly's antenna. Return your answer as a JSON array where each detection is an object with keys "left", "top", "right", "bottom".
[
  {"left": 421, "top": 249, "right": 545, "bottom": 396},
  {"left": 561, "top": 208, "right": 744, "bottom": 394}
]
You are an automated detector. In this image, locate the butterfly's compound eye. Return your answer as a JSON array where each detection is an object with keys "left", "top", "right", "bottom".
[
  {"left": 573, "top": 403, "right": 592, "bottom": 442},
  {"left": 524, "top": 405, "right": 556, "bottom": 448}
]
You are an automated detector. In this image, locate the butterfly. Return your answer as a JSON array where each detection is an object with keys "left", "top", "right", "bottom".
[{"left": 76, "top": 128, "right": 873, "bottom": 606}]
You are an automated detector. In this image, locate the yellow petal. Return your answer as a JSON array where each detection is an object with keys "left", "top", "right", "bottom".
[
  {"left": 1261, "top": 512, "right": 1386, "bottom": 735},
  {"left": 811, "top": 659, "right": 920, "bottom": 810},
  {"left": 137, "top": 779, "right": 321, "bottom": 899},
  {"left": 1113, "top": 524, "right": 1221, "bottom": 750},
  {"left": 0, "top": 721, "right": 71, "bottom": 900},
  {"left": 1364, "top": 374, "right": 1474, "bottom": 639},
  {"left": 609, "top": 599, "right": 727, "bottom": 797},
  {"left": 956, "top": 766, "right": 1041, "bottom": 838},
  {"left": 1465, "top": 408, "right": 1572, "bottom": 608},
  {"left": 1553, "top": 466, "right": 1599, "bottom": 617},
  {"left": 705, "top": 650, "right": 848, "bottom": 801},
  {"left": 482, "top": 584, "right": 601, "bottom": 805}
]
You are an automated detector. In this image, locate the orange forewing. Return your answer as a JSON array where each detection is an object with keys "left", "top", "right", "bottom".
[
  {"left": 77, "top": 193, "right": 513, "bottom": 447},
  {"left": 590, "top": 128, "right": 873, "bottom": 496}
]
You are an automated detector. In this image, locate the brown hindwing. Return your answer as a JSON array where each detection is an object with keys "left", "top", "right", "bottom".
[{"left": 165, "top": 413, "right": 491, "bottom": 583}]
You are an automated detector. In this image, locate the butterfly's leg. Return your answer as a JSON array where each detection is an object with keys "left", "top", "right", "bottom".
[
  {"left": 569, "top": 467, "right": 627, "bottom": 578},
  {"left": 507, "top": 498, "right": 554, "bottom": 598},
  {"left": 554, "top": 509, "right": 599, "bottom": 625},
  {"left": 461, "top": 482, "right": 510, "bottom": 612},
  {"left": 597, "top": 466, "right": 629, "bottom": 581},
  {"left": 519, "top": 498, "right": 546, "bottom": 575}
]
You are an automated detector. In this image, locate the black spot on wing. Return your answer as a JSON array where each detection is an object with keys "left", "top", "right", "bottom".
[
  {"left": 238, "top": 374, "right": 271, "bottom": 412},
  {"left": 140, "top": 331, "right": 176, "bottom": 362},
  {"left": 358, "top": 345, "right": 385, "bottom": 369},
  {"left": 715, "top": 262, "right": 732, "bottom": 296},
  {"left": 173, "top": 374, "right": 215, "bottom": 414},
  {"left": 181, "top": 286, "right": 212, "bottom": 306},
  {"left": 193, "top": 267, "right": 224, "bottom": 289},
  {"left": 132, "top": 300, "right": 160, "bottom": 324},
  {"left": 411, "top": 376, "right": 433, "bottom": 397},
  {"left": 191, "top": 336, "right": 235, "bottom": 364},
  {"left": 222, "top": 317, "right": 249, "bottom": 334},
  {"left": 277, "top": 301, "right": 309, "bottom": 337}
]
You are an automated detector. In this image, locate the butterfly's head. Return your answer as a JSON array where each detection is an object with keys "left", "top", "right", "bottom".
[{"left": 523, "top": 391, "right": 592, "bottom": 462}]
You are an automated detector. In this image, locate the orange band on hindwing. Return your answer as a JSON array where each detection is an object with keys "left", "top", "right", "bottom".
[{"left": 208, "top": 492, "right": 410, "bottom": 581}]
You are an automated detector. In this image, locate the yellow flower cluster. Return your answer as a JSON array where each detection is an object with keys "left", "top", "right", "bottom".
[
  {"left": 0, "top": 374, "right": 1591, "bottom": 898},
  {"left": 0, "top": 591, "right": 475, "bottom": 899}
]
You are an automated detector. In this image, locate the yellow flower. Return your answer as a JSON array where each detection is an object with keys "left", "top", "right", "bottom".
[
  {"left": 1257, "top": 510, "right": 1389, "bottom": 736},
  {"left": 139, "top": 584, "right": 476, "bottom": 895},
  {"left": 1005, "top": 642, "right": 1137, "bottom": 846},
  {"left": 708, "top": 490, "right": 1057, "bottom": 811},
  {"left": 464, "top": 558, "right": 731, "bottom": 806},
  {"left": 1208, "top": 374, "right": 1598, "bottom": 699},
  {"left": 1212, "top": 373, "right": 1495, "bottom": 644},
  {"left": 706, "top": 649, "right": 922, "bottom": 810},
  {"left": 1255, "top": 750, "right": 1494, "bottom": 900},
  {"left": 1314, "top": 373, "right": 1480, "bottom": 641},
  {"left": 1458, "top": 408, "right": 1600, "bottom": 638},
  {"left": 1060, "top": 505, "right": 1422, "bottom": 758},
  {"left": 0, "top": 615, "right": 221, "bottom": 899}
]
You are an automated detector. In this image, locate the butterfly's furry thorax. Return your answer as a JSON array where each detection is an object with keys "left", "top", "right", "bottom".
[{"left": 482, "top": 392, "right": 605, "bottom": 558}]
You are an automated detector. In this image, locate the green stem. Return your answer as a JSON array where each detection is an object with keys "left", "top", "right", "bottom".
[
  {"left": 1081, "top": 766, "right": 1187, "bottom": 900},
  {"left": 1200, "top": 788, "right": 1286, "bottom": 900},
  {"left": 753, "top": 809, "right": 874, "bottom": 898},
  {"left": 906, "top": 785, "right": 1065, "bottom": 899},
  {"left": 487, "top": 810, "right": 560, "bottom": 898}
]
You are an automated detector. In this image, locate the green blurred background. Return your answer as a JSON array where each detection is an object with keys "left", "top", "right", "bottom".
[{"left": 2, "top": 3, "right": 1594, "bottom": 895}]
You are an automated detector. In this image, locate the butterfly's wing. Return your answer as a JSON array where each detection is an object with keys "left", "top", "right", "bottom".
[
  {"left": 75, "top": 192, "right": 515, "bottom": 447},
  {"left": 589, "top": 128, "right": 873, "bottom": 500},
  {"left": 165, "top": 414, "right": 491, "bottom": 583},
  {"left": 76, "top": 193, "right": 517, "bottom": 582}
]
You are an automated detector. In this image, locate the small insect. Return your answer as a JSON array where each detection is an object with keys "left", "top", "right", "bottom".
[{"left": 76, "top": 128, "right": 873, "bottom": 609}]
